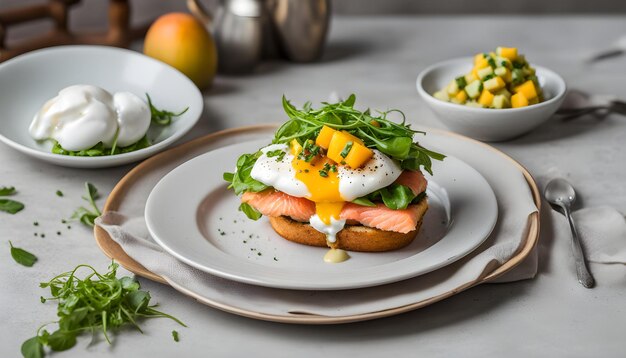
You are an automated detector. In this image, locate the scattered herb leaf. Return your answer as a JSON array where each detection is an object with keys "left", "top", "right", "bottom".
[
  {"left": 55, "top": 190, "right": 63, "bottom": 197},
  {"left": 9, "top": 241, "right": 37, "bottom": 267},
  {"left": 70, "top": 182, "right": 102, "bottom": 227},
  {"left": 0, "top": 186, "right": 16, "bottom": 196},
  {"left": 172, "top": 330, "right": 179, "bottom": 342},
  {"left": 0, "top": 199, "right": 25, "bottom": 214},
  {"left": 339, "top": 141, "right": 353, "bottom": 158}
]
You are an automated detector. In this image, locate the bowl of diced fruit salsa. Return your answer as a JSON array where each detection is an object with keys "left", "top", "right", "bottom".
[{"left": 416, "top": 47, "right": 566, "bottom": 141}]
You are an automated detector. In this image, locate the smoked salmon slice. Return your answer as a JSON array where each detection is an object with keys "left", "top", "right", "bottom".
[
  {"left": 339, "top": 203, "right": 425, "bottom": 234},
  {"left": 241, "top": 190, "right": 315, "bottom": 222},
  {"left": 241, "top": 169, "right": 428, "bottom": 234}
]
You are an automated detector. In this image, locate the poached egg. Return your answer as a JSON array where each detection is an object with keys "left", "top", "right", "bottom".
[
  {"left": 29, "top": 85, "right": 151, "bottom": 151},
  {"left": 250, "top": 142, "right": 402, "bottom": 243}
]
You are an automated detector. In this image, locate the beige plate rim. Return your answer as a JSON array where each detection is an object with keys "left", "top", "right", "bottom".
[{"left": 93, "top": 124, "right": 541, "bottom": 325}]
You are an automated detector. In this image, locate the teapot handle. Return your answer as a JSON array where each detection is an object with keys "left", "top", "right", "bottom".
[{"left": 186, "top": 0, "right": 213, "bottom": 28}]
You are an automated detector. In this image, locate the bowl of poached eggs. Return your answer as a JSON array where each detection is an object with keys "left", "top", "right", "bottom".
[{"left": 0, "top": 46, "right": 203, "bottom": 168}]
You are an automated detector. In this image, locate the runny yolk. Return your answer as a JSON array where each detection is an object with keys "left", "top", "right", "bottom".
[{"left": 291, "top": 143, "right": 344, "bottom": 225}]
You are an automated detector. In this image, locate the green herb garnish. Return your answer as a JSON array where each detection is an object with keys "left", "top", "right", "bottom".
[
  {"left": 70, "top": 182, "right": 102, "bottom": 227},
  {"left": 339, "top": 141, "right": 353, "bottom": 158},
  {"left": 0, "top": 199, "right": 24, "bottom": 214},
  {"left": 223, "top": 152, "right": 269, "bottom": 195},
  {"left": 55, "top": 190, "right": 63, "bottom": 197},
  {"left": 353, "top": 186, "right": 426, "bottom": 210},
  {"left": 52, "top": 136, "right": 151, "bottom": 157},
  {"left": 265, "top": 150, "right": 286, "bottom": 162},
  {"left": 238, "top": 202, "right": 262, "bottom": 220},
  {"left": 0, "top": 186, "right": 16, "bottom": 195},
  {"left": 172, "top": 330, "right": 180, "bottom": 342},
  {"left": 0, "top": 186, "right": 23, "bottom": 214},
  {"left": 297, "top": 140, "right": 321, "bottom": 162},
  {"left": 455, "top": 76, "right": 467, "bottom": 89},
  {"left": 9, "top": 241, "right": 37, "bottom": 267},
  {"left": 146, "top": 93, "right": 189, "bottom": 126},
  {"left": 274, "top": 94, "right": 444, "bottom": 175},
  {"left": 21, "top": 262, "right": 185, "bottom": 357}
]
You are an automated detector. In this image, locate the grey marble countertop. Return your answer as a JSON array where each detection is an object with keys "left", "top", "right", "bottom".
[{"left": 2, "top": 16, "right": 626, "bottom": 357}]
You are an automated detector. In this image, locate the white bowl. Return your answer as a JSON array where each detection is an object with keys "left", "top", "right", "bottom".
[
  {"left": 0, "top": 46, "right": 203, "bottom": 168},
  {"left": 416, "top": 57, "right": 566, "bottom": 142}
]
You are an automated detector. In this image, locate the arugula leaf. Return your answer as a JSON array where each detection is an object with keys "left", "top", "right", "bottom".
[
  {"left": 223, "top": 152, "right": 269, "bottom": 195},
  {"left": 9, "top": 241, "right": 37, "bottom": 267},
  {"left": 21, "top": 336, "right": 44, "bottom": 358},
  {"left": 271, "top": 94, "right": 445, "bottom": 175},
  {"left": 52, "top": 136, "right": 151, "bottom": 157},
  {"left": 146, "top": 93, "right": 189, "bottom": 125},
  {"left": 354, "top": 185, "right": 427, "bottom": 210},
  {"left": 25, "top": 262, "right": 186, "bottom": 356},
  {"left": 0, "top": 199, "right": 24, "bottom": 214},
  {"left": 0, "top": 186, "right": 16, "bottom": 196},
  {"left": 70, "top": 182, "right": 102, "bottom": 227},
  {"left": 239, "top": 203, "right": 262, "bottom": 220}
]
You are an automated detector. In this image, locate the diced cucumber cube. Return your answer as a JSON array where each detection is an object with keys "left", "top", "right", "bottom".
[
  {"left": 433, "top": 90, "right": 450, "bottom": 102},
  {"left": 512, "top": 69, "right": 525, "bottom": 85},
  {"left": 492, "top": 95, "right": 511, "bottom": 109},
  {"left": 494, "top": 88, "right": 512, "bottom": 99},
  {"left": 494, "top": 67, "right": 508, "bottom": 77},
  {"left": 446, "top": 80, "right": 460, "bottom": 95},
  {"left": 455, "top": 76, "right": 467, "bottom": 89},
  {"left": 464, "top": 80, "right": 483, "bottom": 99},
  {"left": 477, "top": 66, "right": 494, "bottom": 80},
  {"left": 465, "top": 100, "right": 484, "bottom": 108},
  {"left": 496, "top": 56, "right": 512, "bottom": 69}
]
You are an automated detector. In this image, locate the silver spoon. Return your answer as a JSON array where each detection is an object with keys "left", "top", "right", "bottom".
[{"left": 544, "top": 178, "right": 595, "bottom": 288}]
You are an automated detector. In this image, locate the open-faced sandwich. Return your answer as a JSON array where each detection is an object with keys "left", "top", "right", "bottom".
[{"left": 224, "top": 95, "right": 444, "bottom": 262}]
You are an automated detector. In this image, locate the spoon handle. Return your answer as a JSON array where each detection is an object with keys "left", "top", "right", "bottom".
[{"left": 563, "top": 206, "right": 595, "bottom": 288}]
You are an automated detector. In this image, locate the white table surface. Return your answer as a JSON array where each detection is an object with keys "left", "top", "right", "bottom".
[{"left": 2, "top": 16, "right": 626, "bottom": 357}]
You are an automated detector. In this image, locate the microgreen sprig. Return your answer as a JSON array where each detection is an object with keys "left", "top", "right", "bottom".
[
  {"left": 21, "top": 262, "right": 185, "bottom": 357},
  {"left": 70, "top": 182, "right": 102, "bottom": 227}
]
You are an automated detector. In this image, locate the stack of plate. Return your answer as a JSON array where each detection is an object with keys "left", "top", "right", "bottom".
[{"left": 95, "top": 125, "right": 540, "bottom": 323}]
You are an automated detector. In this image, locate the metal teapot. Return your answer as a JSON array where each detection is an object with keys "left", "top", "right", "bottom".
[{"left": 187, "top": 0, "right": 330, "bottom": 73}]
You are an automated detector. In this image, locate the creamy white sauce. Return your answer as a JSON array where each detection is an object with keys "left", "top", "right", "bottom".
[
  {"left": 324, "top": 248, "right": 350, "bottom": 263},
  {"left": 29, "top": 85, "right": 151, "bottom": 151},
  {"left": 309, "top": 214, "right": 346, "bottom": 243}
]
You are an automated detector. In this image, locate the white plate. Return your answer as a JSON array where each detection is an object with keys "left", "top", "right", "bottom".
[
  {"left": 0, "top": 46, "right": 203, "bottom": 168},
  {"left": 145, "top": 139, "right": 498, "bottom": 290}
]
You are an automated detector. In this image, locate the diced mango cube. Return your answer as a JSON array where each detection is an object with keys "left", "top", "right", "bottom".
[
  {"left": 315, "top": 125, "right": 337, "bottom": 149},
  {"left": 514, "top": 80, "right": 538, "bottom": 100},
  {"left": 475, "top": 56, "right": 489, "bottom": 70},
  {"left": 454, "top": 90, "right": 468, "bottom": 103},
  {"left": 343, "top": 142, "right": 373, "bottom": 168},
  {"left": 327, "top": 131, "right": 367, "bottom": 165},
  {"left": 474, "top": 53, "right": 485, "bottom": 66},
  {"left": 497, "top": 47, "right": 518, "bottom": 60},
  {"left": 511, "top": 93, "right": 529, "bottom": 108},
  {"left": 478, "top": 89, "right": 495, "bottom": 107},
  {"left": 483, "top": 76, "right": 506, "bottom": 91},
  {"left": 290, "top": 139, "right": 303, "bottom": 156}
]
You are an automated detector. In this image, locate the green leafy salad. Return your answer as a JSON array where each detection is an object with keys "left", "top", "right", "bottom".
[{"left": 224, "top": 94, "right": 445, "bottom": 220}]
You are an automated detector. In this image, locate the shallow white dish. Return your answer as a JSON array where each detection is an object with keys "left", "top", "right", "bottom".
[
  {"left": 0, "top": 46, "right": 203, "bottom": 168},
  {"left": 416, "top": 57, "right": 566, "bottom": 142},
  {"left": 145, "top": 138, "right": 498, "bottom": 290}
]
